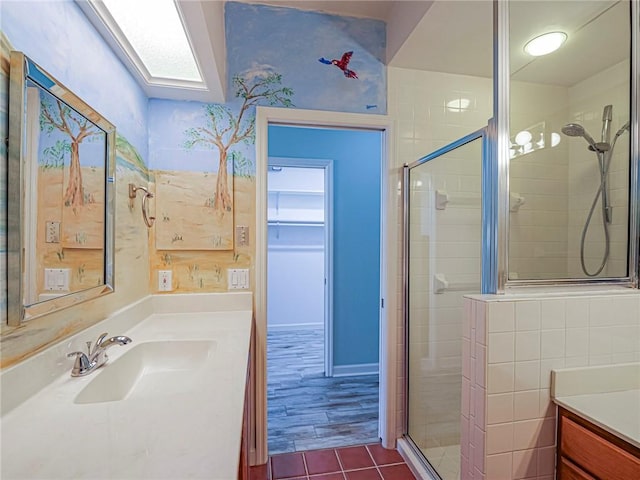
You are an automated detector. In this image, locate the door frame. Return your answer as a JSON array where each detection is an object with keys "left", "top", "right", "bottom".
[
  {"left": 253, "top": 106, "right": 398, "bottom": 465},
  {"left": 267, "top": 156, "right": 334, "bottom": 376}
]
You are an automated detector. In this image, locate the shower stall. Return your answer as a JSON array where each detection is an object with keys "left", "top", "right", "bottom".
[
  {"left": 398, "top": 0, "right": 637, "bottom": 478},
  {"left": 404, "top": 131, "right": 487, "bottom": 480}
]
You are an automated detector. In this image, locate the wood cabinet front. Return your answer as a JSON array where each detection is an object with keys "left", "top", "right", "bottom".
[{"left": 557, "top": 407, "right": 640, "bottom": 480}]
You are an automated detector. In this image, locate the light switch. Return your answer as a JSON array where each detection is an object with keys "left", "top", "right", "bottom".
[
  {"left": 45, "top": 221, "right": 60, "bottom": 243},
  {"left": 158, "top": 270, "right": 172, "bottom": 291},
  {"left": 44, "top": 268, "right": 70, "bottom": 291},
  {"left": 228, "top": 269, "right": 249, "bottom": 290},
  {"left": 236, "top": 226, "right": 249, "bottom": 246}
]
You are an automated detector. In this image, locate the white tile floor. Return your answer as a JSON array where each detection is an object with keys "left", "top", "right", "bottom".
[{"left": 424, "top": 444, "right": 461, "bottom": 480}]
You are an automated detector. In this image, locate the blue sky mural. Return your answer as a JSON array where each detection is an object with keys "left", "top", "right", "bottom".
[
  {"left": 1, "top": 0, "right": 148, "bottom": 159},
  {"left": 225, "top": 1, "right": 387, "bottom": 115},
  {"left": 149, "top": 99, "right": 252, "bottom": 174}
]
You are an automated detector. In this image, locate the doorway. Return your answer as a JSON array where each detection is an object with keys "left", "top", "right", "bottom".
[
  {"left": 267, "top": 160, "right": 333, "bottom": 376},
  {"left": 265, "top": 124, "right": 383, "bottom": 455},
  {"left": 254, "top": 107, "right": 397, "bottom": 465}
]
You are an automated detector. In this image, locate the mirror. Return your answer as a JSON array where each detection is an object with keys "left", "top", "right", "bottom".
[
  {"left": 507, "top": 1, "right": 632, "bottom": 282},
  {"left": 8, "top": 52, "right": 115, "bottom": 325}
]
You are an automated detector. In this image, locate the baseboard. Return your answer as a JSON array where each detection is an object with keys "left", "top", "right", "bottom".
[
  {"left": 268, "top": 323, "right": 323, "bottom": 331},
  {"left": 332, "top": 362, "right": 379, "bottom": 377}
]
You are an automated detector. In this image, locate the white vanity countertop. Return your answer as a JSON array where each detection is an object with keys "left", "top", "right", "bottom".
[
  {"left": 1, "top": 293, "right": 253, "bottom": 480},
  {"left": 551, "top": 363, "right": 640, "bottom": 449}
]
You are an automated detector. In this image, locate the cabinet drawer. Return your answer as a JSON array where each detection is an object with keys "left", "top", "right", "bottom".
[
  {"left": 560, "top": 416, "right": 640, "bottom": 479},
  {"left": 558, "top": 457, "right": 596, "bottom": 480}
]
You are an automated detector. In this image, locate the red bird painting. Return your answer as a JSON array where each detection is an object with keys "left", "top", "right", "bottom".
[{"left": 319, "top": 51, "right": 358, "bottom": 79}]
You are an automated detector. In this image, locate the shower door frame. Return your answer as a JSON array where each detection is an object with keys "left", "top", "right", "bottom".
[{"left": 402, "top": 126, "right": 493, "bottom": 477}]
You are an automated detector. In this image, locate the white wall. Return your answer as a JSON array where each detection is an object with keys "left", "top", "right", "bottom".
[
  {"left": 267, "top": 167, "right": 325, "bottom": 329},
  {"left": 267, "top": 226, "right": 324, "bottom": 329}
]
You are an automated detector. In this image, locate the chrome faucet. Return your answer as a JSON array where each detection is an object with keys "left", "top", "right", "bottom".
[{"left": 67, "top": 332, "right": 132, "bottom": 377}]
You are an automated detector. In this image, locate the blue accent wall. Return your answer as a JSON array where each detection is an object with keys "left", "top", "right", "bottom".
[{"left": 268, "top": 125, "right": 382, "bottom": 367}]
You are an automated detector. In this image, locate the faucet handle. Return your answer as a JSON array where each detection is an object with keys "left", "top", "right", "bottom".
[
  {"left": 95, "top": 332, "right": 109, "bottom": 348},
  {"left": 67, "top": 351, "right": 92, "bottom": 377}
]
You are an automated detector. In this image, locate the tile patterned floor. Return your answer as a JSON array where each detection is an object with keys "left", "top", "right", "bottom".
[
  {"left": 423, "top": 445, "right": 460, "bottom": 480},
  {"left": 250, "top": 443, "right": 417, "bottom": 480},
  {"left": 268, "top": 328, "right": 379, "bottom": 454}
]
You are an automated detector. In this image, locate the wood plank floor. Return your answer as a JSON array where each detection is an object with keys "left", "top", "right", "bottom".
[{"left": 267, "top": 328, "right": 380, "bottom": 454}]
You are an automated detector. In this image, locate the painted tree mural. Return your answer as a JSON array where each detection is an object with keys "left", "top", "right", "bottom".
[
  {"left": 183, "top": 71, "right": 294, "bottom": 214},
  {"left": 40, "top": 97, "right": 101, "bottom": 207}
]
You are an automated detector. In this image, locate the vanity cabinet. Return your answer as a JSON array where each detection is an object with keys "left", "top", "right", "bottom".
[
  {"left": 557, "top": 407, "right": 640, "bottom": 479},
  {"left": 238, "top": 322, "right": 254, "bottom": 480}
]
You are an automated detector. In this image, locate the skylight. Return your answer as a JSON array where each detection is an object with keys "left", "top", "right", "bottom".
[{"left": 97, "top": 0, "right": 202, "bottom": 82}]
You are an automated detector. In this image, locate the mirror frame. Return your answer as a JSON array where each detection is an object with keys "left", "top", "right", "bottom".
[{"left": 7, "top": 52, "right": 116, "bottom": 326}]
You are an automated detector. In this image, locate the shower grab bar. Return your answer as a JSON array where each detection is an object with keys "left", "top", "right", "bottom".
[
  {"left": 510, "top": 192, "right": 526, "bottom": 212},
  {"left": 435, "top": 189, "right": 481, "bottom": 210},
  {"left": 433, "top": 273, "right": 480, "bottom": 294}
]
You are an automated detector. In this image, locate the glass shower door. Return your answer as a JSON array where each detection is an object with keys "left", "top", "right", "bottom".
[{"left": 404, "top": 134, "right": 484, "bottom": 480}]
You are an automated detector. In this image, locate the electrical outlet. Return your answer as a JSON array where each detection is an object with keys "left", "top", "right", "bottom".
[
  {"left": 158, "top": 270, "right": 172, "bottom": 291},
  {"left": 228, "top": 268, "right": 249, "bottom": 290}
]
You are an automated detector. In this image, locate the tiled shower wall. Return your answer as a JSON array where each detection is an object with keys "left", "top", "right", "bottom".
[
  {"left": 509, "top": 82, "right": 570, "bottom": 279},
  {"left": 567, "top": 60, "right": 630, "bottom": 278},
  {"left": 388, "top": 66, "right": 492, "bottom": 440},
  {"left": 462, "top": 291, "right": 640, "bottom": 479}
]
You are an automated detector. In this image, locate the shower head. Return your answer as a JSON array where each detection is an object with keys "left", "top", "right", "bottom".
[
  {"left": 602, "top": 105, "right": 613, "bottom": 144},
  {"left": 561, "top": 123, "right": 587, "bottom": 137},
  {"left": 561, "top": 123, "right": 601, "bottom": 150}
]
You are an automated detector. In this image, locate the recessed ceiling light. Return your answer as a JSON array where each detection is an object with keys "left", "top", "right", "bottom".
[
  {"left": 446, "top": 98, "right": 471, "bottom": 112},
  {"left": 515, "top": 130, "right": 532, "bottom": 146},
  {"left": 524, "top": 31, "right": 567, "bottom": 57}
]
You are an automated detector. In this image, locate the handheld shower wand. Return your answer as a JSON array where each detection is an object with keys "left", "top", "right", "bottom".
[
  {"left": 560, "top": 123, "right": 608, "bottom": 153},
  {"left": 601, "top": 104, "right": 613, "bottom": 145},
  {"left": 561, "top": 105, "right": 628, "bottom": 277}
]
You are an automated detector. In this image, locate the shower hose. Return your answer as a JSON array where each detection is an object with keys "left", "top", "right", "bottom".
[{"left": 579, "top": 130, "right": 624, "bottom": 277}]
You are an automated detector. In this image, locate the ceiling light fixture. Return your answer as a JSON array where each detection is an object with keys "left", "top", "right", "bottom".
[
  {"left": 524, "top": 31, "right": 567, "bottom": 57},
  {"left": 515, "top": 130, "right": 532, "bottom": 146}
]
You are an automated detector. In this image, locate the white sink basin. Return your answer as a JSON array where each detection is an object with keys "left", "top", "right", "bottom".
[{"left": 74, "top": 340, "right": 217, "bottom": 404}]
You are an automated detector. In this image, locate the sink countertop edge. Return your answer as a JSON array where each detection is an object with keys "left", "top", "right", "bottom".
[{"left": 1, "top": 293, "right": 254, "bottom": 480}]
